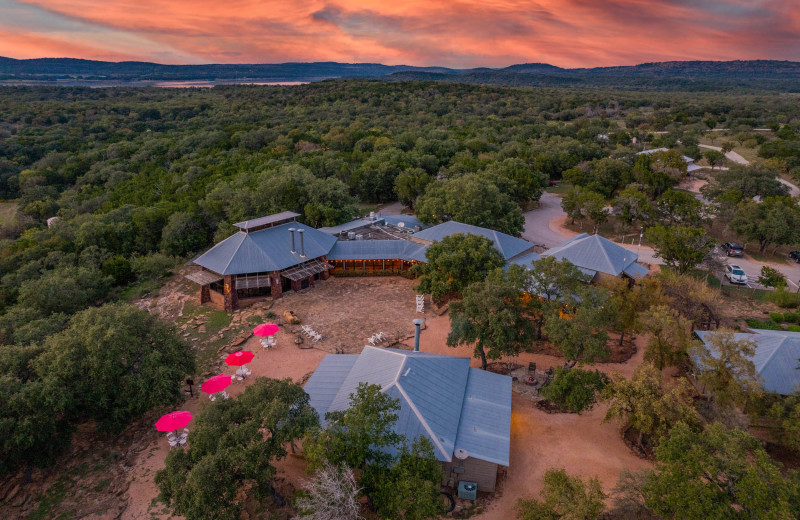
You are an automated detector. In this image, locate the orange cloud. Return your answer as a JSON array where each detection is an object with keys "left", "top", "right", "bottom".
[{"left": 1, "top": 0, "right": 799, "bottom": 67}]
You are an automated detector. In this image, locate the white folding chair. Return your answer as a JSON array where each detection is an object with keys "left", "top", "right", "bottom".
[
  {"left": 168, "top": 438, "right": 178, "bottom": 447},
  {"left": 368, "top": 336, "right": 376, "bottom": 346}
]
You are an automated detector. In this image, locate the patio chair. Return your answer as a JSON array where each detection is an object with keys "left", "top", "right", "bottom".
[
  {"left": 313, "top": 333, "right": 322, "bottom": 342},
  {"left": 368, "top": 336, "right": 376, "bottom": 346},
  {"left": 221, "top": 391, "right": 230, "bottom": 399},
  {"left": 168, "top": 437, "right": 178, "bottom": 448}
]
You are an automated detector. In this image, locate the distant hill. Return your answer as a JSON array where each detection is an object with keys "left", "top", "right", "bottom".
[{"left": 1, "top": 57, "right": 799, "bottom": 90}]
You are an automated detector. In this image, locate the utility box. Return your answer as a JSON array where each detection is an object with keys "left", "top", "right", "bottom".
[{"left": 458, "top": 481, "right": 478, "bottom": 501}]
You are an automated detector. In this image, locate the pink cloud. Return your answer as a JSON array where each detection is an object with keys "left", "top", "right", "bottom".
[{"left": 2, "top": 0, "right": 798, "bottom": 67}]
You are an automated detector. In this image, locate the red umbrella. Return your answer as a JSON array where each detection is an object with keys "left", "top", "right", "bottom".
[
  {"left": 155, "top": 411, "right": 193, "bottom": 432},
  {"left": 225, "top": 350, "right": 254, "bottom": 366},
  {"left": 201, "top": 374, "right": 232, "bottom": 394},
  {"left": 253, "top": 323, "right": 279, "bottom": 337}
]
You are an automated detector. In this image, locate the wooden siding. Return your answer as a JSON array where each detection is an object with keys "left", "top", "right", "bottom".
[{"left": 441, "top": 457, "right": 499, "bottom": 493}]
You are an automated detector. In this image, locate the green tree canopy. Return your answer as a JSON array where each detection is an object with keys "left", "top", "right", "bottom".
[
  {"left": 413, "top": 233, "right": 505, "bottom": 301},
  {"left": 448, "top": 268, "right": 537, "bottom": 369},
  {"left": 645, "top": 224, "right": 714, "bottom": 274},
  {"left": 690, "top": 330, "right": 763, "bottom": 408},
  {"left": 516, "top": 468, "right": 607, "bottom": 520},
  {"left": 37, "top": 303, "right": 196, "bottom": 431},
  {"left": 602, "top": 364, "right": 700, "bottom": 453},
  {"left": 542, "top": 285, "right": 614, "bottom": 366},
  {"left": 156, "top": 378, "right": 318, "bottom": 520},
  {"left": 643, "top": 422, "right": 800, "bottom": 519},
  {"left": 731, "top": 196, "right": 800, "bottom": 253},
  {"left": 416, "top": 173, "right": 525, "bottom": 235}
]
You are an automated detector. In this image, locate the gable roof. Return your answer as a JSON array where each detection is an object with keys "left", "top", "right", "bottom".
[
  {"left": 304, "top": 347, "right": 511, "bottom": 466},
  {"left": 194, "top": 221, "right": 337, "bottom": 275},
  {"left": 327, "top": 240, "right": 429, "bottom": 262},
  {"left": 412, "top": 221, "right": 534, "bottom": 260},
  {"left": 542, "top": 233, "right": 642, "bottom": 277},
  {"left": 695, "top": 329, "right": 800, "bottom": 395}
]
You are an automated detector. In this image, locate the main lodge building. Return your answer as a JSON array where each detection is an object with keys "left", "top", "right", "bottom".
[{"left": 186, "top": 211, "right": 648, "bottom": 311}]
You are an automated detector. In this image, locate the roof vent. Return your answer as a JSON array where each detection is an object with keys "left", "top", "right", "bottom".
[
  {"left": 413, "top": 319, "right": 424, "bottom": 352},
  {"left": 455, "top": 448, "right": 469, "bottom": 460},
  {"left": 289, "top": 228, "right": 296, "bottom": 253}
]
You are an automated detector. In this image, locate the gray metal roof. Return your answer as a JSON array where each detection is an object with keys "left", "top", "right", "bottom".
[
  {"left": 455, "top": 368, "right": 512, "bottom": 466},
  {"left": 506, "top": 251, "right": 542, "bottom": 270},
  {"left": 303, "top": 355, "right": 359, "bottom": 419},
  {"left": 382, "top": 214, "right": 425, "bottom": 230},
  {"left": 233, "top": 211, "right": 300, "bottom": 230},
  {"left": 412, "top": 221, "right": 535, "bottom": 260},
  {"left": 318, "top": 217, "right": 385, "bottom": 235},
  {"left": 306, "top": 347, "right": 512, "bottom": 465},
  {"left": 193, "top": 221, "right": 337, "bottom": 275},
  {"left": 623, "top": 262, "right": 650, "bottom": 279},
  {"left": 695, "top": 330, "right": 800, "bottom": 395},
  {"left": 543, "top": 233, "right": 641, "bottom": 277},
  {"left": 327, "top": 240, "right": 429, "bottom": 262}
]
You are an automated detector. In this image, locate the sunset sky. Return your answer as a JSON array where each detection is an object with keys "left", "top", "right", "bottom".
[{"left": 1, "top": 0, "right": 799, "bottom": 68}]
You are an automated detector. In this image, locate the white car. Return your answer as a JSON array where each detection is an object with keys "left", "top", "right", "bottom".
[{"left": 725, "top": 264, "right": 748, "bottom": 285}]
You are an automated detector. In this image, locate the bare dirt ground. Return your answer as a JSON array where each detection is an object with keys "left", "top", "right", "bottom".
[
  {"left": 398, "top": 314, "right": 652, "bottom": 519},
  {"left": 4, "top": 274, "right": 652, "bottom": 520}
]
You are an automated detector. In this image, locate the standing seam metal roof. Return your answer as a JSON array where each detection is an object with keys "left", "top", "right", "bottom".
[
  {"left": 193, "top": 221, "right": 337, "bottom": 275},
  {"left": 542, "top": 233, "right": 641, "bottom": 277},
  {"left": 694, "top": 329, "right": 800, "bottom": 395},
  {"left": 305, "top": 347, "right": 511, "bottom": 466},
  {"left": 411, "top": 221, "right": 534, "bottom": 260},
  {"left": 327, "top": 240, "right": 429, "bottom": 262}
]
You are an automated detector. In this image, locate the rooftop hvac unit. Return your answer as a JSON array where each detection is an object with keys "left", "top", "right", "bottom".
[
  {"left": 458, "top": 481, "right": 478, "bottom": 501},
  {"left": 347, "top": 232, "right": 356, "bottom": 240},
  {"left": 414, "top": 225, "right": 421, "bottom": 232},
  {"left": 356, "top": 234, "right": 363, "bottom": 240}
]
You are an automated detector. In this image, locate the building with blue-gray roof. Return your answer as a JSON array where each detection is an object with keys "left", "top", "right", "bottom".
[
  {"left": 304, "top": 346, "right": 511, "bottom": 492},
  {"left": 541, "top": 233, "right": 648, "bottom": 282},
  {"left": 694, "top": 329, "right": 800, "bottom": 395},
  {"left": 185, "top": 210, "right": 545, "bottom": 310}
]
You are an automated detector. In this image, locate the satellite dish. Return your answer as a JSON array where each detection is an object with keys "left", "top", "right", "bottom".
[
  {"left": 398, "top": 222, "right": 405, "bottom": 228},
  {"left": 455, "top": 448, "right": 469, "bottom": 460}
]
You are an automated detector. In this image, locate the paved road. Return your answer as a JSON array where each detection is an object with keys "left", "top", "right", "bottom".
[
  {"left": 522, "top": 192, "right": 800, "bottom": 290},
  {"left": 698, "top": 143, "right": 750, "bottom": 165},
  {"left": 522, "top": 192, "right": 574, "bottom": 247}
]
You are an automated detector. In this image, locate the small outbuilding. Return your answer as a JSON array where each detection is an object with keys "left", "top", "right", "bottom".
[
  {"left": 304, "top": 346, "right": 512, "bottom": 492},
  {"left": 694, "top": 329, "right": 800, "bottom": 395},
  {"left": 541, "top": 233, "right": 648, "bottom": 282}
]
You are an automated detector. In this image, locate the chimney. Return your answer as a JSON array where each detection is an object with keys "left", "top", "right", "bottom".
[
  {"left": 413, "top": 319, "right": 424, "bottom": 352},
  {"left": 289, "top": 228, "right": 296, "bottom": 253},
  {"left": 298, "top": 228, "right": 306, "bottom": 257}
]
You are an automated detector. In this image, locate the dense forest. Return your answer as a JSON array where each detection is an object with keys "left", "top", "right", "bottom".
[{"left": 2, "top": 80, "right": 800, "bottom": 472}]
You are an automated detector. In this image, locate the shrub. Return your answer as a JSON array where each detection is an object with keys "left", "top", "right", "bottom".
[
  {"left": 770, "top": 313, "right": 785, "bottom": 323},
  {"left": 788, "top": 325, "right": 800, "bottom": 332},
  {"left": 767, "top": 289, "right": 800, "bottom": 309},
  {"left": 745, "top": 318, "right": 782, "bottom": 330},
  {"left": 101, "top": 255, "right": 135, "bottom": 285},
  {"left": 131, "top": 253, "right": 176, "bottom": 280},
  {"left": 540, "top": 367, "right": 609, "bottom": 413}
]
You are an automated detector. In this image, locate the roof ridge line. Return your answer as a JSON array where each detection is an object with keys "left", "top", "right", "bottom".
[
  {"left": 757, "top": 335, "right": 789, "bottom": 371},
  {"left": 394, "top": 380, "right": 450, "bottom": 461},
  {"left": 221, "top": 232, "right": 247, "bottom": 275}
]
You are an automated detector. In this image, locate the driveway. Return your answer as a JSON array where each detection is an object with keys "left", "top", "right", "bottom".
[
  {"left": 522, "top": 194, "right": 800, "bottom": 290},
  {"left": 698, "top": 144, "right": 800, "bottom": 197},
  {"left": 522, "top": 192, "right": 575, "bottom": 247}
]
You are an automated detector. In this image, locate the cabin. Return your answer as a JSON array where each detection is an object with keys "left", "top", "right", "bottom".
[
  {"left": 693, "top": 329, "right": 800, "bottom": 395},
  {"left": 303, "top": 346, "right": 511, "bottom": 493},
  {"left": 541, "top": 233, "right": 649, "bottom": 283},
  {"left": 186, "top": 212, "right": 336, "bottom": 311}
]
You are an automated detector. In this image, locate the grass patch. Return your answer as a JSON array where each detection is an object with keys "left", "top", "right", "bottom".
[
  {"left": 544, "top": 181, "right": 572, "bottom": 195},
  {"left": 0, "top": 201, "right": 18, "bottom": 226},
  {"left": 745, "top": 250, "right": 787, "bottom": 265},
  {"left": 720, "top": 284, "right": 771, "bottom": 302},
  {"left": 27, "top": 479, "right": 70, "bottom": 520}
]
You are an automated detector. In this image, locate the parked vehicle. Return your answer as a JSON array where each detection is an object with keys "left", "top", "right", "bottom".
[
  {"left": 722, "top": 242, "right": 744, "bottom": 257},
  {"left": 725, "top": 264, "right": 748, "bottom": 285},
  {"left": 789, "top": 251, "right": 800, "bottom": 263}
]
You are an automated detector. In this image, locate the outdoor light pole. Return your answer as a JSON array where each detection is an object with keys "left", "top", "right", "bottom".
[{"left": 637, "top": 227, "right": 643, "bottom": 254}]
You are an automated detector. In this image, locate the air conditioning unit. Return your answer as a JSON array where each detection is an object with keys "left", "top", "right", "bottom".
[
  {"left": 356, "top": 234, "right": 363, "bottom": 240},
  {"left": 458, "top": 481, "right": 478, "bottom": 501},
  {"left": 347, "top": 232, "right": 356, "bottom": 240}
]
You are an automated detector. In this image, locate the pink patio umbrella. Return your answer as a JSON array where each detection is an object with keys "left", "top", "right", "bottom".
[
  {"left": 155, "top": 411, "right": 193, "bottom": 432},
  {"left": 225, "top": 350, "right": 254, "bottom": 366},
  {"left": 201, "top": 374, "right": 232, "bottom": 395},
  {"left": 253, "top": 323, "right": 279, "bottom": 337}
]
